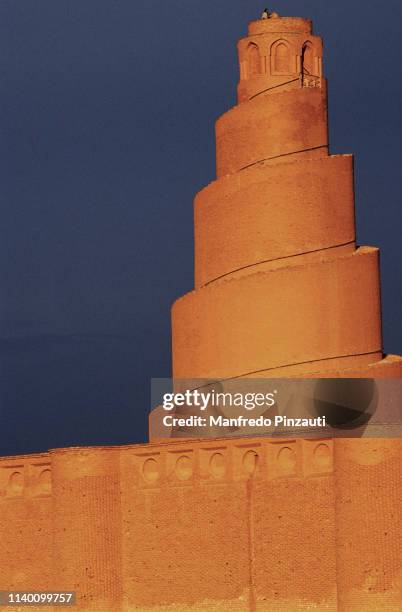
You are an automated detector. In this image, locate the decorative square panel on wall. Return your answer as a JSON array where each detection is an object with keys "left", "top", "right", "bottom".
[
  {"left": 0, "top": 463, "right": 25, "bottom": 499},
  {"left": 233, "top": 442, "right": 263, "bottom": 481},
  {"left": 134, "top": 452, "right": 164, "bottom": 489},
  {"left": 266, "top": 439, "right": 301, "bottom": 479},
  {"left": 302, "top": 439, "right": 334, "bottom": 477},
  {"left": 166, "top": 448, "right": 196, "bottom": 486},
  {"left": 29, "top": 462, "right": 52, "bottom": 497},
  {"left": 199, "top": 445, "right": 230, "bottom": 484}
]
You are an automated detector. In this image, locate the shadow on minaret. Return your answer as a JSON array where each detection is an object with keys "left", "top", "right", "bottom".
[{"left": 311, "top": 378, "right": 379, "bottom": 432}]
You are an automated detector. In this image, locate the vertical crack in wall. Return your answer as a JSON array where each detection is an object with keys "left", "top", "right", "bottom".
[{"left": 247, "top": 462, "right": 258, "bottom": 612}]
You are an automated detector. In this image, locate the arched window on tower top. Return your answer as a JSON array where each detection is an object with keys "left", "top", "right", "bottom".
[
  {"left": 247, "top": 43, "right": 261, "bottom": 78},
  {"left": 302, "top": 42, "right": 315, "bottom": 76},
  {"left": 301, "top": 41, "right": 321, "bottom": 87},
  {"left": 271, "top": 40, "right": 293, "bottom": 75}
]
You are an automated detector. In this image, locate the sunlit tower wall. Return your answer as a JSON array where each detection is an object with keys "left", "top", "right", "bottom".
[
  {"left": 172, "top": 15, "right": 402, "bottom": 381},
  {"left": 0, "top": 15, "right": 401, "bottom": 612},
  {"left": 170, "top": 15, "right": 402, "bottom": 611}
]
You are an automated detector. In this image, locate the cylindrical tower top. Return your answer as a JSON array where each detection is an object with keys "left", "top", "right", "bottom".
[
  {"left": 248, "top": 16, "right": 312, "bottom": 36},
  {"left": 237, "top": 15, "right": 323, "bottom": 103}
]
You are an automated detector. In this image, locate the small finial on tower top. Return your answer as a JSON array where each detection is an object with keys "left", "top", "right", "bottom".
[{"left": 261, "top": 8, "right": 280, "bottom": 20}]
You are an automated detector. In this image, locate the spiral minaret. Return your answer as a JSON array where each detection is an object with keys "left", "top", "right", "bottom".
[
  {"left": 169, "top": 15, "right": 402, "bottom": 611},
  {"left": 172, "top": 16, "right": 402, "bottom": 381},
  {"left": 0, "top": 14, "right": 401, "bottom": 612}
]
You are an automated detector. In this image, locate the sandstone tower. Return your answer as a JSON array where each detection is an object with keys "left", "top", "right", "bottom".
[
  {"left": 172, "top": 15, "right": 402, "bottom": 382},
  {"left": 0, "top": 14, "right": 401, "bottom": 612}
]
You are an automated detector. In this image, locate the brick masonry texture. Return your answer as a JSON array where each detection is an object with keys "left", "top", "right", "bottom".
[{"left": 1, "top": 14, "right": 401, "bottom": 612}]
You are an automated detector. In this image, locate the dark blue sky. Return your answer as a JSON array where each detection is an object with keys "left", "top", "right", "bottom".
[{"left": 0, "top": 1, "right": 401, "bottom": 455}]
